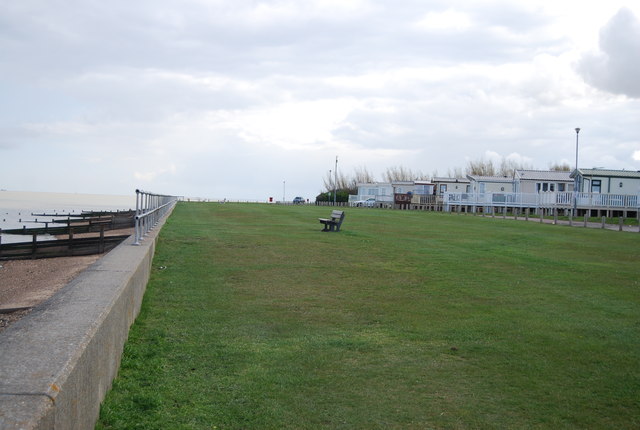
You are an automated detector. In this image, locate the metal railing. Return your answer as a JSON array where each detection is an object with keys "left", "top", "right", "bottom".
[{"left": 134, "top": 190, "right": 180, "bottom": 245}]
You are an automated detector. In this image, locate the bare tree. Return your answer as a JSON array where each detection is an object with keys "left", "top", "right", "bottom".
[
  {"left": 353, "top": 166, "right": 375, "bottom": 184},
  {"left": 446, "top": 167, "right": 465, "bottom": 178},
  {"left": 381, "top": 166, "right": 428, "bottom": 182},
  {"left": 549, "top": 162, "right": 571, "bottom": 171},
  {"left": 498, "top": 158, "right": 534, "bottom": 176},
  {"left": 464, "top": 157, "right": 533, "bottom": 177},
  {"left": 322, "top": 170, "right": 334, "bottom": 193},
  {"left": 322, "top": 168, "right": 365, "bottom": 194},
  {"left": 465, "top": 159, "right": 496, "bottom": 176}
]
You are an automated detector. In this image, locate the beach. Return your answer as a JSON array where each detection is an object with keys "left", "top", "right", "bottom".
[
  {"left": 0, "top": 255, "right": 101, "bottom": 331},
  {"left": 0, "top": 190, "right": 137, "bottom": 331}
]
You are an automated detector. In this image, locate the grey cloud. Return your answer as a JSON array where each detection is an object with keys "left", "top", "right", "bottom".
[
  {"left": 1, "top": 0, "right": 561, "bottom": 82},
  {"left": 578, "top": 8, "right": 640, "bottom": 98}
]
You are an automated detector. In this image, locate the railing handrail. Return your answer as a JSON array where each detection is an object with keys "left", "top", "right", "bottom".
[
  {"left": 133, "top": 190, "right": 180, "bottom": 245},
  {"left": 134, "top": 201, "right": 175, "bottom": 221}
]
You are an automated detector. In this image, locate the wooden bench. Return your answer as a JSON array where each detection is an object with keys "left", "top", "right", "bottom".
[{"left": 318, "top": 210, "right": 345, "bottom": 232}]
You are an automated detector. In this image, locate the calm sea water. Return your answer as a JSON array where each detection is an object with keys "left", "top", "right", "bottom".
[{"left": 0, "top": 191, "right": 137, "bottom": 244}]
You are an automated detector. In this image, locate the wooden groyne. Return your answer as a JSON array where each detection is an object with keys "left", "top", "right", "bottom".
[{"left": 0, "top": 210, "right": 135, "bottom": 260}]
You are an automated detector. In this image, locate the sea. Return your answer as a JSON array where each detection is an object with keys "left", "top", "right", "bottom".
[{"left": 0, "top": 190, "right": 137, "bottom": 244}]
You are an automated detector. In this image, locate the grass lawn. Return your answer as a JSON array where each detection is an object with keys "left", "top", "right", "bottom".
[{"left": 97, "top": 203, "right": 640, "bottom": 429}]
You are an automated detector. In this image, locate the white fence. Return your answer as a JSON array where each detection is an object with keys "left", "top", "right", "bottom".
[
  {"left": 444, "top": 191, "right": 639, "bottom": 210},
  {"left": 575, "top": 192, "right": 638, "bottom": 208}
]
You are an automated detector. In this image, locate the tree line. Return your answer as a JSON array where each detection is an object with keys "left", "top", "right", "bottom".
[{"left": 316, "top": 158, "right": 571, "bottom": 202}]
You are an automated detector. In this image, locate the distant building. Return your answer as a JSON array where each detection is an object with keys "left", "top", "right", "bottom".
[
  {"left": 571, "top": 168, "right": 640, "bottom": 194},
  {"left": 513, "top": 170, "right": 574, "bottom": 194},
  {"left": 467, "top": 175, "right": 513, "bottom": 193},
  {"left": 432, "top": 177, "right": 470, "bottom": 196},
  {"left": 352, "top": 182, "right": 394, "bottom": 206},
  {"left": 413, "top": 181, "right": 435, "bottom": 196}
]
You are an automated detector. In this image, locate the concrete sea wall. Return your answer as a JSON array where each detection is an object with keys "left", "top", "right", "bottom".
[{"left": 0, "top": 215, "right": 169, "bottom": 429}]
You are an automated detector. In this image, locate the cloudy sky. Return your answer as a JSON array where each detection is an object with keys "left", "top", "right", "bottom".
[{"left": 2, "top": 0, "right": 639, "bottom": 200}]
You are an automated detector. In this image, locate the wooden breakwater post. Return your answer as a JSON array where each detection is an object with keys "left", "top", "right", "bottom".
[
  {"left": 68, "top": 228, "right": 74, "bottom": 256},
  {"left": 31, "top": 233, "right": 37, "bottom": 259},
  {"left": 99, "top": 225, "right": 105, "bottom": 253}
]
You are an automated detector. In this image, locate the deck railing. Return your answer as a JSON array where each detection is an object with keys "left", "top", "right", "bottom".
[
  {"left": 443, "top": 191, "right": 640, "bottom": 210},
  {"left": 134, "top": 190, "right": 180, "bottom": 245},
  {"left": 575, "top": 192, "right": 638, "bottom": 208}
]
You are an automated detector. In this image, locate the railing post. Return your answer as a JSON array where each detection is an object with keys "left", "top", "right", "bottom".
[{"left": 134, "top": 189, "right": 142, "bottom": 245}]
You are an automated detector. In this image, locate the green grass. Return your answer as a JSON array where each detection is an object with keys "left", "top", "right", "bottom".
[{"left": 97, "top": 203, "right": 640, "bottom": 429}]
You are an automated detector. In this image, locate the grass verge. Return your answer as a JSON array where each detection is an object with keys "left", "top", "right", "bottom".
[{"left": 97, "top": 203, "right": 640, "bottom": 429}]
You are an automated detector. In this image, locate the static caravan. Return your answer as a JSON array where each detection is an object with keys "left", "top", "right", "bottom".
[
  {"left": 571, "top": 169, "right": 640, "bottom": 194},
  {"left": 514, "top": 170, "right": 574, "bottom": 194},
  {"left": 467, "top": 175, "right": 514, "bottom": 193},
  {"left": 353, "top": 182, "right": 394, "bottom": 206},
  {"left": 432, "top": 177, "right": 471, "bottom": 196}
]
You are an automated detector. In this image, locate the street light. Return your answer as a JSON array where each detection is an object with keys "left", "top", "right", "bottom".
[
  {"left": 573, "top": 127, "right": 580, "bottom": 213},
  {"left": 575, "top": 128, "right": 580, "bottom": 173},
  {"left": 334, "top": 156, "right": 338, "bottom": 206}
]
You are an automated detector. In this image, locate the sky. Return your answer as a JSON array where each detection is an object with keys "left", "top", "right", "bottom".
[{"left": 1, "top": 0, "right": 640, "bottom": 201}]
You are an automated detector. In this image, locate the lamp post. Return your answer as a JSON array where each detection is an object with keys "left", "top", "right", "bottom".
[
  {"left": 283, "top": 180, "right": 286, "bottom": 203},
  {"left": 573, "top": 127, "right": 580, "bottom": 214},
  {"left": 333, "top": 156, "right": 338, "bottom": 206}
]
